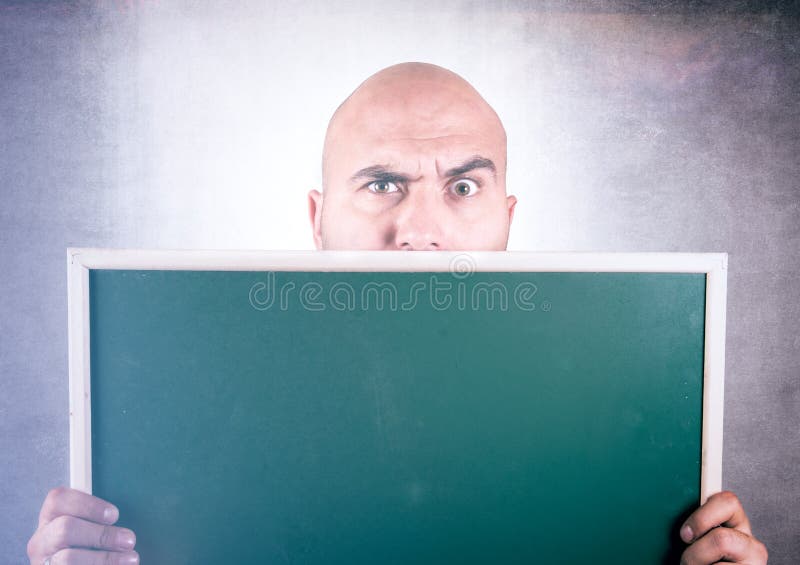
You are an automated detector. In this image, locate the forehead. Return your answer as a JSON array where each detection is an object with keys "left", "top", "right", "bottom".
[
  {"left": 344, "top": 134, "right": 501, "bottom": 174},
  {"left": 329, "top": 105, "right": 505, "bottom": 174},
  {"left": 350, "top": 83, "right": 496, "bottom": 135}
]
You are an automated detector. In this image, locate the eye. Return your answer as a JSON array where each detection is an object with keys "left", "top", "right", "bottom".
[
  {"left": 367, "top": 180, "right": 400, "bottom": 194},
  {"left": 450, "top": 178, "right": 480, "bottom": 197}
]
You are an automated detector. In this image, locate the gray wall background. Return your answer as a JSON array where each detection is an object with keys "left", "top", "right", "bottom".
[{"left": 1, "top": 1, "right": 798, "bottom": 563}]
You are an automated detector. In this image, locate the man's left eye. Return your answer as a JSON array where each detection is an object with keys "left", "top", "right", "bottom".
[{"left": 450, "top": 178, "right": 479, "bottom": 197}]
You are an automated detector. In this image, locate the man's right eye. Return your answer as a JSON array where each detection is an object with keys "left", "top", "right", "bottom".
[{"left": 367, "top": 180, "right": 400, "bottom": 194}]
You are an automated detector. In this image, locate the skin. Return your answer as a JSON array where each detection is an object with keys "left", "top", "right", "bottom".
[
  {"left": 28, "top": 63, "right": 766, "bottom": 565},
  {"left": 27, "top": 487, "right": 138, "bottom": 564},
  {"left": 308, "top": 62, "right": 516, "bottom": 251}
]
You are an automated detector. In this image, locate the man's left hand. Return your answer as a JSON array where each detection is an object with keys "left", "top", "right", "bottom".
[{"left": 680, "top": 490, "right": 768, "bottom": 564}]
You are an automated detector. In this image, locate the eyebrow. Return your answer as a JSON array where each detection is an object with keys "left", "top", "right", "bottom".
[
  {"left": 349, "top": 155, "right": 496, "bottom": 184},
  {"left": 442, "top": 156, "right": 496, "bottom": 178},
  {"left": 349, "top": 166, "right": 414, "bottom": 184}
]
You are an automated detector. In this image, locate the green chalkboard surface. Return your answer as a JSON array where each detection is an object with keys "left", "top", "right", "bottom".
[{"left": 88, "top": 268, "right": 706, "bottom": 564}]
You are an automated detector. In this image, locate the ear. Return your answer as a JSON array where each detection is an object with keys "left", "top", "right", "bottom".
[
  {"left": 506, "top": 194, "right": 517, "bottom": 226},
  {"left": 307, "top": 189, "right": 324, "bottom": 250}
]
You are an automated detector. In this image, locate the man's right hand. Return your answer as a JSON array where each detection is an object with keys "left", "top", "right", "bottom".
[{"left": 27, "top": 486, "right": 139, "bottom": 564}]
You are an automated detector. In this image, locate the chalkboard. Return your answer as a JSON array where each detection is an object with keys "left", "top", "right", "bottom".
[{"left": 67, "top": 250, "right": 727, "bottom": 564}]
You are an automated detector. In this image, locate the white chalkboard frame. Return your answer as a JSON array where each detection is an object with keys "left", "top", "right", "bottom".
[{"left": 67, "top": 249, "right": 727, "bottom": 504}]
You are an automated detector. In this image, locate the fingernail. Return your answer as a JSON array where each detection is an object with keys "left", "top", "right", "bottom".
[
  {"left": 117, "top": 528, "right": 136, "bottom": 550},
  {"left": 121, "top": 553, "right": 139, "bottom": 564},
  {"left": 680, "top": 524, "right": 694, "bottom": 542},
  {"left": 104, "top": 505, "right": 119, "bottom": 523}
]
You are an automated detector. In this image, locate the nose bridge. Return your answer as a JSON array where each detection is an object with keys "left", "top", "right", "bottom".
[{"left": 394, "top": 183, "right": 445, "bottom": 250}]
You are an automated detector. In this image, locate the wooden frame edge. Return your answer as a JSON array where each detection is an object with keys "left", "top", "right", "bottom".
[
  {"left": 65, "top": 248, "right": 728, "bottom": 273},
  {"left": 66, "top": 248, "right": 726, "bottom": 505},
  {"left": 700, "top": 253, "right": 727, "bottom": 503},
  {"left": 67, "top": 248, "right": 92, "bottom": 493}
]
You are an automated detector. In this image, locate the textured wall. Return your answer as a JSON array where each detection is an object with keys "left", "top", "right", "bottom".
[{"left": 1, "top": 1, "right": 798, "bottom": 563}]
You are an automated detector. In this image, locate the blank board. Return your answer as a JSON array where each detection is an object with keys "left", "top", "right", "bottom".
[{"left": 67, "top": 250, "right": 727, "bottom": 564}]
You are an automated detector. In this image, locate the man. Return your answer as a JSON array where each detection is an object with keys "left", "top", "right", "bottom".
[
  {"left": 307, "top": 62, "right": 515, "bottom": 252},
  {"left": 28, "top": 62, "right": 767, "bottom": 565}
]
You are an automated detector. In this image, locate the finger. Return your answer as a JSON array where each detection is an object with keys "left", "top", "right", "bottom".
[
  {"left": 50, "top": 548, "right": 139, "bottom": 565},
  {"left": 36, "top": 515, "right": 136, "bottom": 557},
  {"left": 39, "top": 487, "right": 119, "bottom": 527},
  {"left": 680, "top": 525, "right": 768, "bottom": 565},
  {"left": 680, "top": 491, "right": 752, "bottom": 543}
]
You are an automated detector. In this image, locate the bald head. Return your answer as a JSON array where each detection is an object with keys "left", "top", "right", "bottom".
[
  {"left": 308, "top": 62, "right": 516, "bottom": 251},
  {"left": 322, "top": 62, "right": 507, "bottom": 189}
]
